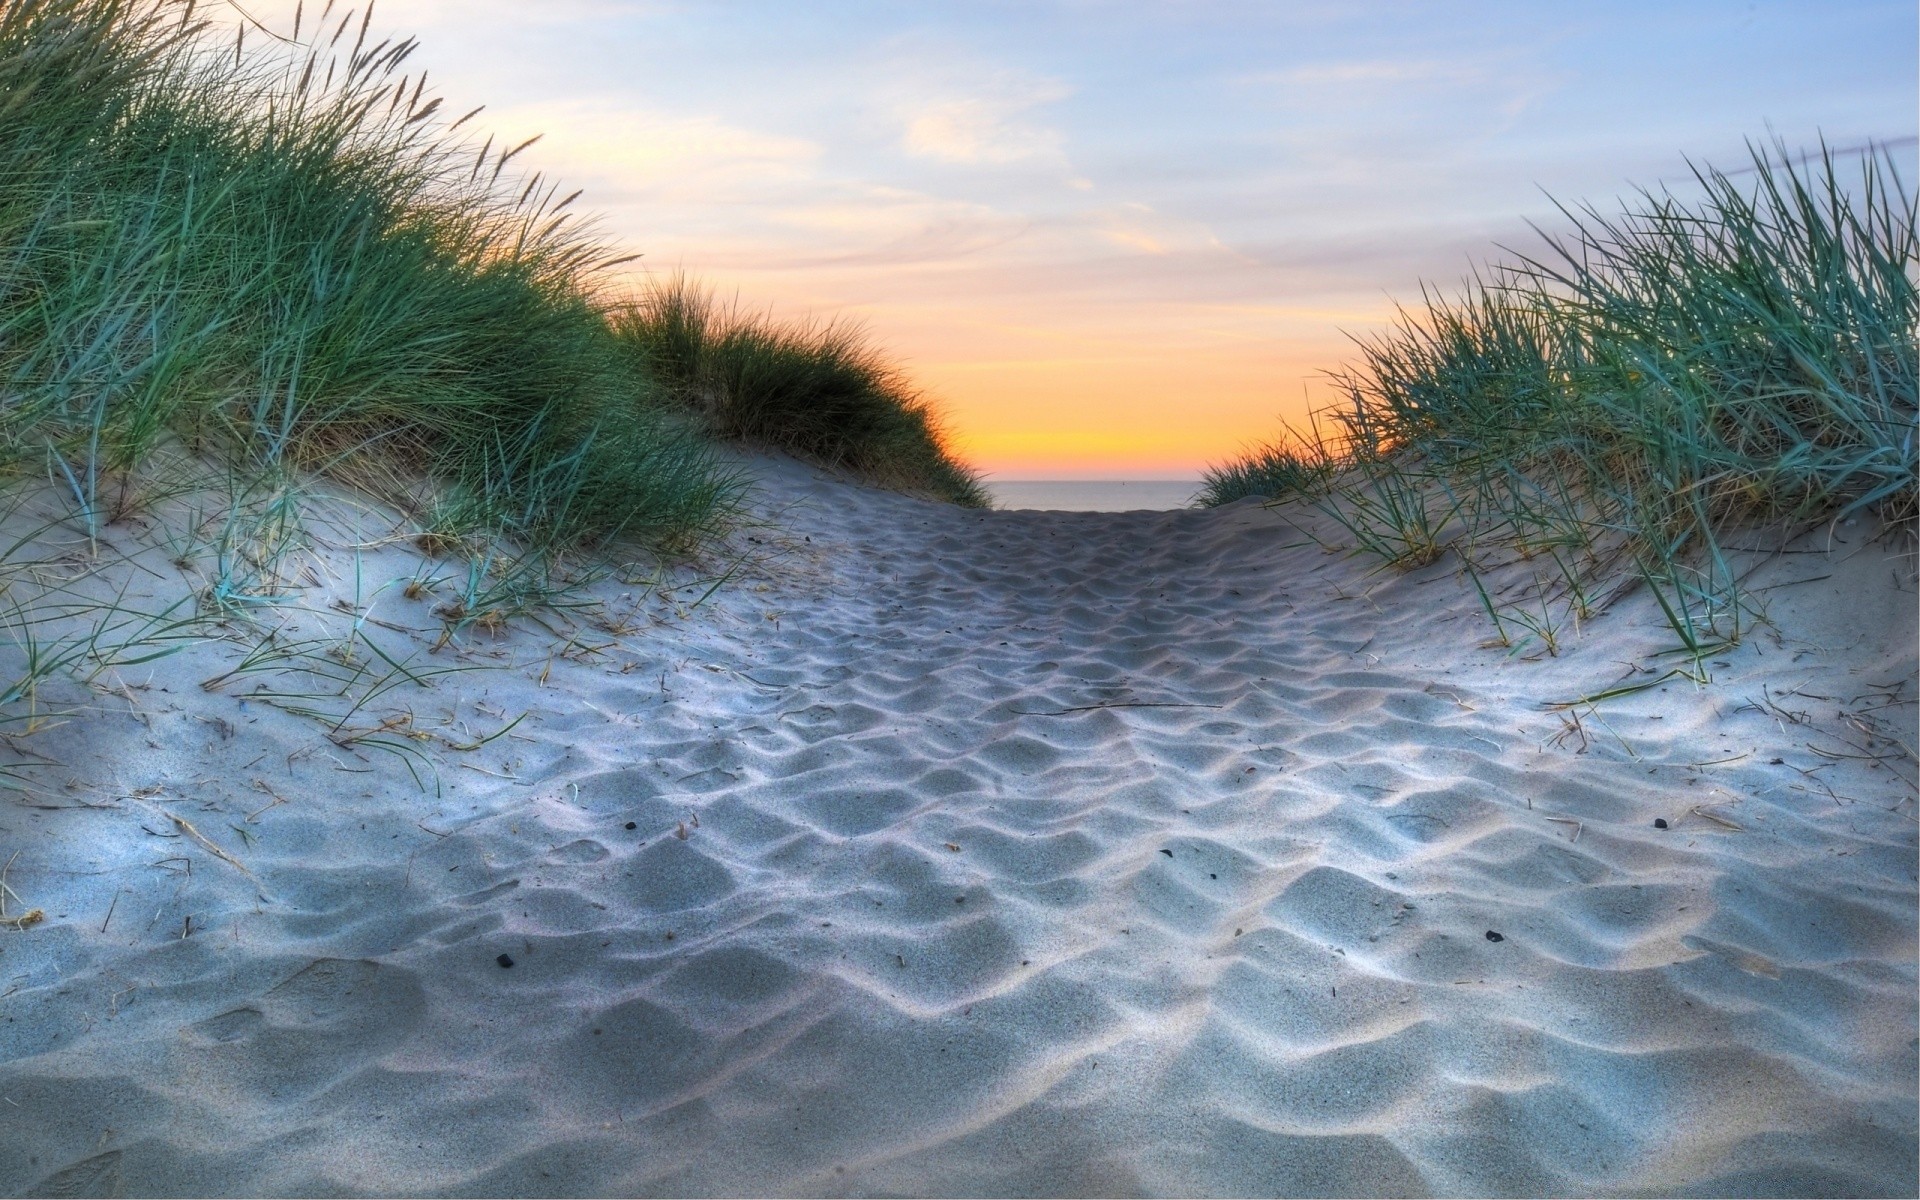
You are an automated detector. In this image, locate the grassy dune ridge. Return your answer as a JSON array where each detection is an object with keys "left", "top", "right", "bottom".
[
  {"left": 0, "top": 0, "right": 729, "bottom": 547},
  {"left": 1204, "top": 142, "right": 1917, "bottom": 658},
  {"left": 614, "top": 277, "right": 990, "bottom": 508},
  {"left": 0, "top": 0, "right": 982, "bottom": 745}
]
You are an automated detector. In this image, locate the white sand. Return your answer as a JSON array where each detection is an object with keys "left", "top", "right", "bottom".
[{"left": 0, "top": 454, "right": 1914, "bottom": 1197}]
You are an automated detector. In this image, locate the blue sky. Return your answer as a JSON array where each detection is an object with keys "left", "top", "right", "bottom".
[{"left": 256, "top": 0, "right": 1917, "bottom": 476}]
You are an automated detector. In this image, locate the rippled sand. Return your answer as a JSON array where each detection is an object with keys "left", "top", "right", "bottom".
[{"left": 2, "top": 456, "right": 1914, "bottom": 1196}]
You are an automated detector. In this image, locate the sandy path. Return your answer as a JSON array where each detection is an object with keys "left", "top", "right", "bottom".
[{"left": 2, "top": 456, "right": 1914, "bottom": 1196}]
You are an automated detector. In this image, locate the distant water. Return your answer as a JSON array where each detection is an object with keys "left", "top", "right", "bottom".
[{"left": 985, "top": 480, "right": 1202, "bottom": 512}]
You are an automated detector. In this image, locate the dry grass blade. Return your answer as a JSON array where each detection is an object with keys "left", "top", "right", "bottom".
[
  {"left": 1543, "top": 815, "right": 1583, "bottom": 843},
  {"left": 168, "top": 812, "right": 256, "bottom": 877},
  {"left": 1688, "top": 805, "right": 1746, "bottom": 832}
]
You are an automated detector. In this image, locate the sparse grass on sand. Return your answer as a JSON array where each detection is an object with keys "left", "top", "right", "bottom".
[
  {"left": 1203, "top": 140, "right": 1917, "bottom": 659},
  {"left": 614, "top": 275, "right": 990, "bottom": 508}
]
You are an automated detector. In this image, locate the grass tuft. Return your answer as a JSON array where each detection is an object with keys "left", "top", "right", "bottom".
[
  {"left": 1205, "top": 138, "right": 1917, "bottom": 655},
  {"left": 0, "top": 1, "right": 988, "bottom": 765},
  {"left": 0, "top": 0, "right": 751, "bottom": 765},
  {"left": 614, "top": 275, "right": 989, "bottom": 507},
  {"left": 1197, "top": 429, "right": 1337, "bottom": 507},
  {"left": 0, "top": 0, "right": 734, "bottom": 552}
]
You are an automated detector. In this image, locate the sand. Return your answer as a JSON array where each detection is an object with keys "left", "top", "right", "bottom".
[{"left": 0, "top": 454, "right": 1913, "bottom": 1197}]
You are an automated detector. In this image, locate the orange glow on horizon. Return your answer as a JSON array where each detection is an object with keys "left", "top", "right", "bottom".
[
  {"left": 629, "top": 264, "right": 1396, "bottom": 479},
  {"left": 925, "top": 355, "right": 1349, "bottom": 479}
]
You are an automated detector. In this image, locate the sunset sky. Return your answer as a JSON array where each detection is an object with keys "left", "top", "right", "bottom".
[{"left": 256, "top": 1, "right": 1914, "bottom": 479}]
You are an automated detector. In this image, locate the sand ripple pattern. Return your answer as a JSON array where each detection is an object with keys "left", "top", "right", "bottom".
[{"left": 2, "top": 459, "right": 1915, "bottom": 1196}]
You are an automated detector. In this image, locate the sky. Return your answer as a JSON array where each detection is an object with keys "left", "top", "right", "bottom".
[{"left": 246, "top": 1, "right": 1915, "bottom": 479}]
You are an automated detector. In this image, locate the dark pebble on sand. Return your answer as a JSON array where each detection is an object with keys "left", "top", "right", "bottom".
[
  {"left": 1484, "top": 931, "right": 1504, "bottom": 943},
  {"left": 496, "top": 953, "right": 515, "bottom": 968},
  {"left": 1654, "top": 818, "right": 1668, "bottom": 829}
]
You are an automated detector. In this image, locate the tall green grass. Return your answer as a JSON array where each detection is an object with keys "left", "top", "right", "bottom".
[
  {"left": 614, "top": 276, "right": 989, "bottom": 507},
  {"left": 1203, "top": 140, "right": 1916, "bottom": 656},
  {"left": 0, "top": 0, "right": 754, "bottom": 751},
  {"left": 0, "top": 0, "right": 992, "bottom": 757},
  {"left": 0, "top": 0, "right": 730, "bottom": 551}
]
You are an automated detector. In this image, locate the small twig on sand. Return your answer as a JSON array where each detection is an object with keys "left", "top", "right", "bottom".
[
  {"left": 1687, "top": 751, "right": 1753, "bottom": 769},
  {"left": 457, "top": 762, "right": 521, "bottom": 781},
  {"left": 169, "top": 813, "right": 255, "bottom": 877},
  {"left": 245, "top": 778, "right": 291, "bottom": 822},
  {"left": 1423, "top": 685, "right": 1475, "bottom": 711},
  {"left": 1543, "top": 815, "right": 1583, "bottom": 843},
  {"left": 1689, "top": 805, "right": 1745, "bottom": 832}
]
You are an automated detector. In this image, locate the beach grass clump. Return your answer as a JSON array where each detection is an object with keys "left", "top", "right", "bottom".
[
  {"left": 1204, "top": 140, "right": 1917, "bottom": 655},
  {"left": 0, "top": 0, "right": 730, "bottom": 552},
  {"left": 614, "top": 276, "right": 990, "bottom": 507},
  {"left": 0, "top": 0, "right": 754, "bottom": 748},
  {"left": 1197, "top": 427, "right": 1339, "bottom": 506}
]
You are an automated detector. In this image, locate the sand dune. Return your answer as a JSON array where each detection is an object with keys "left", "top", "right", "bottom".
[{"left": 1, "top": 455, "right": 1914, "bottom": 1196}]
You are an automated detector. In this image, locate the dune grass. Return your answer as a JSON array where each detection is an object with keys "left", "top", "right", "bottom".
[
  {"left": 0, "top": 0, "right": 989, "bottom": 762},
  {"left": 0, "top": 0, "right": 734, "bottom": 550},
  {"left": 0, "top": 0, "right": 753, "bottom": 750},
  {"left": 614, "top": 276, "right": 989, "bottom": 507},
  {"left": 1202, "top": 140, "right": 1917, "bottom": 656}
]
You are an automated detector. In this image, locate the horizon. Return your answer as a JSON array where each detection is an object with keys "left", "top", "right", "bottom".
[
  {"left": 243, "top": 0, "right": 1915, "bottom": 479},
  {"left": 981, "top": 473, "right": 1201, "bottom": 482}
]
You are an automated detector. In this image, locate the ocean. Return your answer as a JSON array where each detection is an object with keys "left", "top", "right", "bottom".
[{"left": 984, "top": 480, "right": 1203, "bottom": 512}]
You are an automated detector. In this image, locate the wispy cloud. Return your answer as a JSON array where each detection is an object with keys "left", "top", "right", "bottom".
[
  {"left": 484, "top": 101, "right": 820, "bottom": 200},
  {"left": 901, "top": 79, "right": 1071, "bottom": 164},
  {"left": 868, "top": 39, "right": 1075, "bottom": 168}
]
